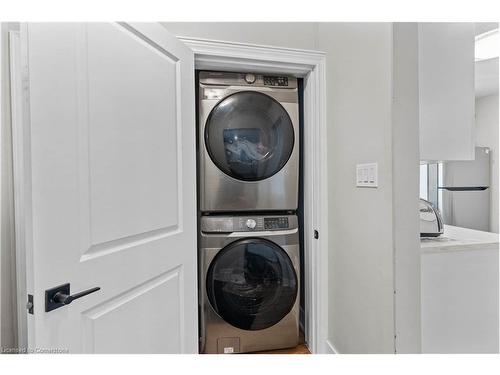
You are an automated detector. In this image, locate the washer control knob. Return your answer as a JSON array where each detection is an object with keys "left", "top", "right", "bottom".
[
  {"left": 246, "top": 219, "right": 257, "bottom": 229},
  {"left": 245, "top": 73, "right": 256, "bottom": 84}
]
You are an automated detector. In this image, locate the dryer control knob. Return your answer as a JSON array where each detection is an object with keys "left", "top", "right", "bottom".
[
  {"left": 246, "top": 219, "right": 257, "bottom": 229},
  {"left": 244, "top": 73, "right": 256, "bottom": 84}
]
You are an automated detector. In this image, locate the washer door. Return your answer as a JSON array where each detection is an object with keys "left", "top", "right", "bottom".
[
  {"left": 205, "top": 91, "right": 295, "bottom": 181},
  {"left": 206, "top": 238, "right": 298, "bottom": 331}
]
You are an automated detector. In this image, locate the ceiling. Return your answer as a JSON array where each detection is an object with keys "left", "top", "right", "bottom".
[{"left": 475, "top": 23, "right": 499, "bottom": 98}]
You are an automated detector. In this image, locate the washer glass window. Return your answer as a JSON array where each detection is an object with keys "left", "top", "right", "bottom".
[
  {"left": 206, "top": 238, "right": 298, "bottom": 331},
  {"left": 205, "top": 91, "right": 295, "bottom": 181}
]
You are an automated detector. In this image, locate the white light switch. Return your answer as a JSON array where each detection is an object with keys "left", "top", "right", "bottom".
[{"left": 356, "top": 163, "right": 378, "bottom": 188}]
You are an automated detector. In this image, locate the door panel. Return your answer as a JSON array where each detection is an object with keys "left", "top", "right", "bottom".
[
  {"left": 21, "top": 23, "right": 197, "bottom": 353},
  {"left": 87, "top": 23, "right": 180, "bottom": 245},
  {"left": 82, "top": 267, "right": 182, "bottom": 354}
]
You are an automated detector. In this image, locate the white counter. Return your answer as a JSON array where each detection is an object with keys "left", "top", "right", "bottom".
[
  {"left": 421, "top": 225, "right": 499, "bottom": 253},
  {"left": 421, "top": 225, "right": 499, "bottom": 353}
]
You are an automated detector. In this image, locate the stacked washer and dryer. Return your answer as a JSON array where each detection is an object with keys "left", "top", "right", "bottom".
[{"left": 198, "top": 71, "right": 301, "bottom": 354}]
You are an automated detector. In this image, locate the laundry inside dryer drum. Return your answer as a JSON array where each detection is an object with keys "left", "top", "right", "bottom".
[
  {"left": 205, "top": 91, "right": 295, "bottom": 181},
  {"left": 206, "top": 238, "right": 298, "bottom": 331}
]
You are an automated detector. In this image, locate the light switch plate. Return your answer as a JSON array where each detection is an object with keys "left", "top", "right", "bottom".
[{"left": 356, "top": 163, "right": 378, "bottom": 188}]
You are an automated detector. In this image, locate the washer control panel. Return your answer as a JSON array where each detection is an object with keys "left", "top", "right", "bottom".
[
  {"left": 264, "top": 217, "right": 289, "bottom": 230},
  {"left": 201, "top": 215, "right": 296, "bottom": 233}
]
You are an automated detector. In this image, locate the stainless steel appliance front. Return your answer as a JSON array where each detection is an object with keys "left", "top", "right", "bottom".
[
  {"left": 199, "top": 214, "right": 300, "bottom": 353},
  {"left": 198, "top": 71, "right": 299, "bottom": 212},
  {"left": 420, "top": 198, "right": 444, "bottom": 237}
]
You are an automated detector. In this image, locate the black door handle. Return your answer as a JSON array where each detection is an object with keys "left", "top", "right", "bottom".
[
  {"left": 45, "top": 283, "right": 101, "bottom": 312},
  {"left": 53, "top": 287, "right": 101, "bottom": 305}
]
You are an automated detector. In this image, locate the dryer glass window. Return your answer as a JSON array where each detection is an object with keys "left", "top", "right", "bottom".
[
  {"left": 206, "top": 238, "right": 298, "bottom": 331},
  {"left": 205, "top": 91, "right": 295, "bottom": 181}
]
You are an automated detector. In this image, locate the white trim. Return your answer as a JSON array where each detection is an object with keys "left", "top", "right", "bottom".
[
  {"left": 0, "top": 22, "right": 3, "bottom": 350},
  {"left": 11, "top": 24, "right": 35, "bottom": 350},
  {"left": 179, "top": 36, "right": 329, "bottom": 354},
  {"left": 9, "top": 30, "right": 29, "bottom": 349},
  {"left": 179, "top": 36, "right": 325, "bottom": 76}
]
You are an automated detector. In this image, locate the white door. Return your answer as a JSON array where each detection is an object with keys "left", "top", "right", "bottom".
[{"left": 18, "top": 23, "right": 197, "bottom": 353}]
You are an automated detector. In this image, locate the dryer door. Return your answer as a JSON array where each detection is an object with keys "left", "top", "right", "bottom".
[
  {"left": 205, "top": 91, "right": 295, "bottom": 181},
  {"left": 206, "top": 238, "right": 298, "bottom": 331}
]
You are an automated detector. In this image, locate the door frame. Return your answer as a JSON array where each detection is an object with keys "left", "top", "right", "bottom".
[
  {"left": 178, "top": 36, "right": 329, "bottom": 354},
  {"left": 9, "top": 28, "right": 30, "bottom": 350}
]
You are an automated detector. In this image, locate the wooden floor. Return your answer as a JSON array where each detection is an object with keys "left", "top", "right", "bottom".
[
  {"left": 251, "top": 330, "right": 310, "bottom": 354},
  {"left": 254, "top": 343, "right": 310, "bottom": 354}
]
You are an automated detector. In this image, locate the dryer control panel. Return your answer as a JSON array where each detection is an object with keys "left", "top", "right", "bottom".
[
  {"left": 264, "top": 217, "right": 289, "bottom": 230},
  {"left": 201, "top": 215, "right": 297, "bottom": 233}
]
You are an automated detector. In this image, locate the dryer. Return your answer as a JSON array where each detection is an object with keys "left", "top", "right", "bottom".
[
  {"left": 198, "top": 71, "right": 299, "bottom": 212},
  {"left": 199, "top": 214, "right": 300, "bottom": 353}
]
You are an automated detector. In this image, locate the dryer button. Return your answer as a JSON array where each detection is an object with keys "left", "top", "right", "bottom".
[{"left": 246, "top": 219, "right": 257, "bottom": 229}]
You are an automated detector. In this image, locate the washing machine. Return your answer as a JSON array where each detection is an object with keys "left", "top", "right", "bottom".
[
  {"left": 198, "top": 71, "right": 299, "bottom": 212},
  {"left": 199, "top": 214, "right": 300, "bottom": 353}
]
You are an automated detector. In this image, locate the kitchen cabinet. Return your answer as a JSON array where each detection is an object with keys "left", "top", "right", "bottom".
[
  {"left": 421, "top": 225, "right": 499, "bottom": 353},
  {"left": 419, "top": 23, "right": 475, "bottom": 161}
]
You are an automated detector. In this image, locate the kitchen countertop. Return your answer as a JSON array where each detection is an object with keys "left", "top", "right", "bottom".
[{"left": 421, "top": 225, "right": 499, "bottom": 254}]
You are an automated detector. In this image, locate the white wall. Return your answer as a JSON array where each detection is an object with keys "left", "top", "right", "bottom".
[
  {"left": 1, "top": 22, "right": 19, "bottom": 351},
  {"left": 319, "top": 23, "right": 396, "bottom": 353},
  {"left": 161, "top": 22, "right": 420, "bottom": 353},
  {"left": 161, "top": 22, "right": 319, "bottom": 50},
  {"left": 475, "top": 94, "right": 499, "bottom": 233}
]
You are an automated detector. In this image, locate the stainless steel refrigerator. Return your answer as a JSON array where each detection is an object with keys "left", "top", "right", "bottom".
[{"left": 440, "top": 147, "right": 491, "bottom": 232}]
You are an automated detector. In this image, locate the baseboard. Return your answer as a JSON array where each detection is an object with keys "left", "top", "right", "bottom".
[{"left": 325, "top": 339, "right": 338, "bottom": 354}]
